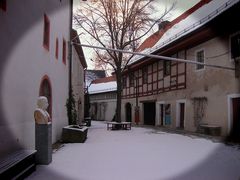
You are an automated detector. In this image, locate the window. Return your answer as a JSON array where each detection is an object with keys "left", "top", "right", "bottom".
[
  {"left": 62, "top": 39, "right": 66, "bottom": 65},
  {"left": 43, "top": 14, "right": 50, "bottom": 50},
  {"left": 122, "top": 76, "right": 127, "bottom": 88},
  {"left": 142, "top": 67, "right": 148, "bottom": 84},
  {"left": 0, "top": 0, "right": 6, "bottom": 11},
  {"left": 231, "top": 33, "right": 240, "bottom": 59},
  {"left": 163, "top": 60, "right": 171, "bottom": 76},
  {"left": 55, "top": 38, "right": 59, "bottom": 59},
  {"left": 196, "top": 50, "right": 204, "bottom": 70},
  {"left": 129, "top": 73, "right": 134, "bottom": 87}
]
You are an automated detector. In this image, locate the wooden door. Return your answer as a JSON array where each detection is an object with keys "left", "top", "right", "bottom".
[
  {"left": 160, "top": 104, "right": 164, "bottom": 126},
  {"left": 231, "top": 98, "right": 240, "bottom": 141},
  {"left": 126, "top": 103, "right": 132, "bottom": 122},
  {"left": 179, "top": 103, "right": 185, "bottom": 129},
  {"left": 144, "top": 102, "right": 156, "bottom": 125}
]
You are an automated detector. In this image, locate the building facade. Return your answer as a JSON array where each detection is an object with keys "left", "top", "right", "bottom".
[
  {"left": 71, "top": 29, "right": 87, "bottom": 123},
  {"left": 0, "top": 0, "right": 72, "bottom": 158},
  {"left": 89, "top": 76, "right": 117, "bottom": 121},
  {"left": 121, "top": 0, "right": 240, "bottom": 138}
]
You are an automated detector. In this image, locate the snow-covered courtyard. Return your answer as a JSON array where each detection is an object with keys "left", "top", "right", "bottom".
[{"left": 28, "top": 121, "right": 240, "bottom": 180}]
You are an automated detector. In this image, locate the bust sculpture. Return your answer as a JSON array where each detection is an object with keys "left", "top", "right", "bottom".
[{"left": 34, "top": 96, "right": 51, "bottom": 124}]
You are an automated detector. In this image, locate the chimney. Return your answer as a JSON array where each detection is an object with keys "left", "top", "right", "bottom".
[{"left": 158, "top": 20, "right": 170, "bottom": 31}]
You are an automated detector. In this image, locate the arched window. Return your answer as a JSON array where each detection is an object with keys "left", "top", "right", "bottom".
[{"left": 39, "top": 75, "right": 52, "bottom": 118}]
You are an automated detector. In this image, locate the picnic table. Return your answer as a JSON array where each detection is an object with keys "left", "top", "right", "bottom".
[{"left": 107, "top": 121, "right": 131, "bottom": 130}]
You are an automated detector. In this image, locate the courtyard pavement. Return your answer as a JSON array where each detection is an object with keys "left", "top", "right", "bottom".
[{"left": 27, "top": 121, "right": 240, "bottom": 180}]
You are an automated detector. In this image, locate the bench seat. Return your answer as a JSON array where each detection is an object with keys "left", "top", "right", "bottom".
[
  {"left": 107, "top": 122, "right": 131, "bottom": 130},
  {"left": 0, "top": 150, "right": 36, "bottom": 179}
]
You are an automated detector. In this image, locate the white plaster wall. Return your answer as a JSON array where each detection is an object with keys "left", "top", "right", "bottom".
[
  {"left": 91, "top": 99, "right": 116, "bottom": 121},
  {"left": 0, "top": 0, "right": 70, "bottom": 154}
]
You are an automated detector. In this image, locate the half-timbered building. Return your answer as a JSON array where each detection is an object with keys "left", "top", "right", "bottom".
[{"left": 121, "top": 0, "right": 240, "bottom": 139}]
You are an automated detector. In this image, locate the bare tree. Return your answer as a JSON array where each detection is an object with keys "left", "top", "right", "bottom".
[
  {"left": 91, "top": 51, "right": 113, "bottom": 76},
  {"left": 74, "top": 0, "right": 173, "bottom": 122}
]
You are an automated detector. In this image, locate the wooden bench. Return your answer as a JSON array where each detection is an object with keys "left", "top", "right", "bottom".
[
  {"left": 121, "top": 122, "right": 131, "bottom": 130},
  {"left": 107, "top": 122, "right": 131, "bottom": 130},
  {"left": 0, "top": 150, "right": 36, "bottom": 179}
]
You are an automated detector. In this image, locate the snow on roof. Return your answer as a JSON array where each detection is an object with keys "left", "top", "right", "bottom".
[
  {"left": 154, "top": 0, "right": 237, "bottom": 48},
  {"left": 88, "top": 76, "right": 117, "bottom": 94},
  {"left": 129, "top": 0, "right": 239, "bottom": 64},
  {"left": 88, "top": 81, "right": 117, "bottom": 94}
]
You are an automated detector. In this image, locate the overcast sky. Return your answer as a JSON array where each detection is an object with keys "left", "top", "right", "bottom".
[{"left": 73, "top": 0, "right": 200, "bottom": 69}]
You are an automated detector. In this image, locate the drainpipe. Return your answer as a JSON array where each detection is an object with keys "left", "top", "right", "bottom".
[
  {"left": 68, "top": 0, "right": 73, "bottom": 96},
  {"left": 134, "top": 72, "right": 139, "bottom": 125}
]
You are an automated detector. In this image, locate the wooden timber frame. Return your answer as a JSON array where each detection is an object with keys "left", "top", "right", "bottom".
[{"left": 122, "top": 55, "right": 187, "bottom": 99}]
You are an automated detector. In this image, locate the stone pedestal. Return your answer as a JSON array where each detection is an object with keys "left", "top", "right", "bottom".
[
  {"left": 62, "top": 125, "right": 88, "bottom": 143},
  {"left": 35, "top": 123, "right": 52, "bottom": 165}
]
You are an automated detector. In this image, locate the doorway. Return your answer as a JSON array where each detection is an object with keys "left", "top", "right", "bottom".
[
  {"left": 176, "top": 100, "right": 186, "bottom": 129},
  {"left": 229, "top": 97, "right": 240, "bottom": 141},
  {"left": 179, "top": 103, "right": 185, "bottom": 128},
  {"left": 144, "top": 102, "right": 156, "bottom": 125},
  {"left": 125, "top": 103, "right": 132, "bottom": 122}
]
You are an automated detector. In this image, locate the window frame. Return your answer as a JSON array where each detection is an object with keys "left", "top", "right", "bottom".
[
  {"left": 142, "top": 66, "right": 148, "bottom": 84},
  {"left": 55, "top": 38, "right": 59, "bottom": 59},
  {"left": 195, "top": 49, "right": 205, "bottom": 71},
  {"left": 122, "top": 76, "right": 127, "bottom": 89},
  {"left": 163, "top": 60, "right": 171, "bottom": 76},
  {"left": 230, "top": 32, "right": 240, "bottom": 60},
  {"left": 62, "top": 38, "right": 67, "bottom": 65},
  {"left": 129, "top": 73, "right": 134, "bottom": 87},
  {"left": 43, "top": 14, "right": 50, "bottom": 51}
]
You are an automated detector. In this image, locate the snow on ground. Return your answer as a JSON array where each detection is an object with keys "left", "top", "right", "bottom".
[{"left": 28, "top": 121, "right": 240, "bottom": 180}]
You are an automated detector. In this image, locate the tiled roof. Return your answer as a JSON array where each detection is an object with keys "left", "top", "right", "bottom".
[
  {"left": 137, "top": 0, "right": 212, "bottom": 52},
  {"left": 92, "top": 75, "right": 116, "bottom": 84}
]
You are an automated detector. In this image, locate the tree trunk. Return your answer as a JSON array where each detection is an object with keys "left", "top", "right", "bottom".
[{"left": 115, "top": 69, "right": 122, "bottom": 122}]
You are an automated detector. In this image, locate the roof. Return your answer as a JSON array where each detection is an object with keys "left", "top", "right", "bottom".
[
  {"left": 92, "top": 75, "right": 116, "bottom": 84},
  {"left": 130, "top": 0, "right": 239, "bottom": 65},
  {"left": 71, "top": 29, "right": 87, "bottom": 69},
  {"left": 137, "top": 0, "right": 212, "bottom": 52},
  {"left": 88, "top": 76, "right": 117, "bottom": 94}
]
